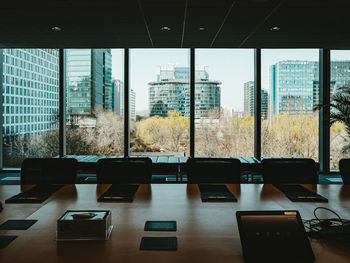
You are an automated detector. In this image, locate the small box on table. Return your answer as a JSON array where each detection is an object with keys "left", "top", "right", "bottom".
[{"left": 57, "top": 210, "right": 113, "bottom": 241}]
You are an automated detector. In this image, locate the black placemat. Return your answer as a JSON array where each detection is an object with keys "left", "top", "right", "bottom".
[
  {"left": 144, "top": 221, "right": 177, "bottom": 231},
  {"left": 0, "top": 219, "right": 38, "bottom": 230},
  {"left": 198, "top": 184, "right": 237, "bottom": 202},
  {"left": 275, "top": 184, "right": 328, "bottom": 202},
  {"left": 0, "top": 236, "right": 17, "bottom": 249},
  {"left": 98, "top": 184, "right": 139, "bottom": 202},
  {"left": 140, "top": 237, "right": 177, "bottom": 251},
  {"left": 5, "top": 185, "right": 62, "bottom": 204}
]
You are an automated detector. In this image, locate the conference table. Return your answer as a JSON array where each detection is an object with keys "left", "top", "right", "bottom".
[{"left": 1, "top": 184, "right": 350, "bottom": 263}]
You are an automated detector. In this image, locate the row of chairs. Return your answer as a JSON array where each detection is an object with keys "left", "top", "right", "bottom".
[
  {"left": 20, "top": 157, "right": 350, "bottom": 185},
  {"left": 20, "top": 158, "right": 153, "bottom": 185}
]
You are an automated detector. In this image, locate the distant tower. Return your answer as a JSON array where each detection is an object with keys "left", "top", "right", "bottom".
[
  {"left": 66, "top": 49, "right": 112, "bottom": 116},
  {"left": 244, "top": 81, "right": 254, "bottom": 116},
  {"left": 244, "top": 81, "right": 268, "bottom": 119},
  {"left": 149, "top": 66, "right": 221, "bottom": 118}
]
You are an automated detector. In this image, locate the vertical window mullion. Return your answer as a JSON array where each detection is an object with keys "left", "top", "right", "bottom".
[
  {"left": 319, "top": 48, "right": 330, "bottom": 173},
  {"left": 59, "top": 48, "right": 66, "bottom": 157},
  {"left": 254, "top": 48, "right": 261, "bottom": 160},
  {"left": 124, "top": 48, "right": 130, "bottom": 157},
  {"left": 190, "top": 48, "right": 195, "bottom": 157}
]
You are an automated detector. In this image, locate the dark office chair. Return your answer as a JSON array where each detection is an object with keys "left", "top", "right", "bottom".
[
  {"left": 186, "top": 158, "right": 242, "bottom": 184},
  {"left": 339, "top": 159, "right": 350, "bottom": 184},
  {"left": 21, "top": 158, "right": 78, "bottom": 185},
  {"left": 96, "top": 157, "right": 152, "bottom": 184},
  {"left": 261, "top": 158, "right": 318, "bottom": 184}
]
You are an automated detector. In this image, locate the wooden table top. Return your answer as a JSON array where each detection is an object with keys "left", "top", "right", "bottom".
[{"left": 1, "top": 184, "right": 350, "bottom": 263}]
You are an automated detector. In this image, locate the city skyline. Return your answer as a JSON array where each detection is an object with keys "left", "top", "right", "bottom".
[
  {"left": 111, "top": 49, "right": 350, "bottom": 112},
  {"left": 1, "top": 48, "right": 349, "bottom": 168}
]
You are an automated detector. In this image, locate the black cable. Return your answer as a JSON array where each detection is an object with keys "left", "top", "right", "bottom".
[
  {"left": 303, "top": 207, "right": 350, "bottom": 242},
  {"left": 313, "top": 207, "right": 344, "bottom": 226}
]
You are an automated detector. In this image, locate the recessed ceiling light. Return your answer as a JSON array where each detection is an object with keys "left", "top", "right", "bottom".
[
  {"left": 199, "top": 27, "right": 206, "bottom": 31},
  {"left": 161, "top": 26, "right": 171, "bottom": 31},
  {"left": 270, "top": 26, "right": 280, "bottom": 32},
  {"left": 51, "top": 26, "right": 62, "bottom": 32}
]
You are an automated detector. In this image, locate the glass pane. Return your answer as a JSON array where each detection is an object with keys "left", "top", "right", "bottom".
[
  {"left": 130, "top": 49, "right": 190, "bottom": 156},
  {"left": 2, "top": 49, "right": 59, "bottom": 167},
  {"left": 65, "top": 49, "right": 124, "bottom": 156},
  {"left": 195, "top": 49, "right": 254, "bottom": 157},
  {"left": 262, "top": 49, "right": 319, "bottom": 160},
  {"left": 330, "top": 51, "right": 350, "bottom": 170}
]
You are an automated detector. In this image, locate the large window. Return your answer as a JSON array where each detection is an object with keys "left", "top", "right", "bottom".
[
  {"left": 195, "top": 49, "right": 254, "bottom": 157},
  {"left": 261, "top": 49, "right": 319, "bottom": 160},
  {"left": 330, "top": 50, "right": 350, "bottom": 170},
  {"left": 2, "top": 48, "right": 350, "bottom": 172},
  {"left": 1, "top": 49, "right": 59, "bottom": 167},
  {"left": 130, "top": 49, "right": 190, "bottom": 156},
  {"left": 65, "top": 49, "right": 124, "bottom": 156}
]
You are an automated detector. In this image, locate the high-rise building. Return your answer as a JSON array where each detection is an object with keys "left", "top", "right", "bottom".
[
  {"left": 112, "top": 79, "right": 123, "bottom": 115},
  {"left": 130, "top": 88, "right": 136, "bottom": 121},
  {"left": 0, "top": 49, "right": 59, "bottom": 141},
  {"left": 244, "top": 81, "right": 254, "bottom": 117},
  {"left": 331, "top": 61, "right": 350, "bottom": 88},
  {"left": 103, "top": 50, "right": 113, "bottom": 110},
  {"left": 261, "top": 89, "right": 269, "bottom": 119},
  {"left": 270, "top": 60, "right": 350, "bottom": 116},
  {"left": 149, "top": 66, "right": 221, "bottom": 118},
  {"left": 269, "top": 60, "right": 318, "bottom": 115},
  {"left": 312, "top": 80, "right": 336, "bottom": 106},
  {"left": 112, "top": 79, "right": 136, "bottom": 121},
  {"left": 243, "top": 81, "right": 268, "bottom": 119},
  {"left": 66, "top": 49, "right": 112, "bottom": 116}
]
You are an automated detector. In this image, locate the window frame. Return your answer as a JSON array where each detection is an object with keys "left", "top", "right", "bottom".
[{"left": 0, "top": 47, "right": 340, "bottom": 174}]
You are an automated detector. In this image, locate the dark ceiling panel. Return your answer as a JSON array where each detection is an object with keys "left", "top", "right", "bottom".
[
  {"left": 246, "top": 1, "right": 350, "bottom": 48},
  {"left": 0, "top": 0, "right": 349, "bottom": 48},
  {"left": 213, "top": 6, "right": 272, "bottom": 47},
  {"left": 142, "top": 6, "right": 186, "bottom": 48},
  {"left": 1, "top": 0, "right": 138, "bottom": 8},
  {"left": 0, "top": 1, "right": 151, "bottom": 48},
  {"left": 184, "top": 6, "right": 231, "bottom": 47}
]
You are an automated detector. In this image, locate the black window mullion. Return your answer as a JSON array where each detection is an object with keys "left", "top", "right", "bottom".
[
  {"left": 319, "top": 48, "right": 330, "bottom": 173},
  {"left": 59, "top": 48, "right": 66, "bottom": 157},
  {"left": 124, "top": 48, "right": 130, "bottom": 157},
  {"left": 254, "top": 48, "right": 261, "bottom": 160},
  {"left": 190, "top": 48, "right": 195, "bottom": 157}
]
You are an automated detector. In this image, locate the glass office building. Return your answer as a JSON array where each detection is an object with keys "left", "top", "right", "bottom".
[
  {"left": 130, "top": 88, "right": 136, "bottom": 121},
  {"left": 330, "top": 61, "right": 350, "bottom": 88},
  {"left": 244, "top": 81, "right": 254, "bottom": 117},
  {"left": 269, "top": 60, "right": 318, "bottom": 115},
  {"left": 0, "top": 49, "right": 59, "bottom": 138},
  {"left": 103, "top": 50, "right": 113, "bottom": 110},
  {"left": 112, "top": 79, "right": 136, "bottom": 121},
  {"left": 149, "top": 66, "right": 221, "bottom": 118},
  {"left": 66, "top": 49, "right": 112, "bottom": 116},
  {"left": 270, "top": 60, "right": 350, "bottom": 116},
  {"left": 244, "top": 81, "right": 268, "bottom": 119},
  {"left": 112, "top": 79, "right": 123, "bottom": 116}
]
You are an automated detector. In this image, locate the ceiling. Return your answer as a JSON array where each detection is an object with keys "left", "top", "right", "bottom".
[{"left": 0, "top": 0, "right": 350, "bottom": 48}]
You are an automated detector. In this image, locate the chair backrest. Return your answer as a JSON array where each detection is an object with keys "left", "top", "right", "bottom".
[
  {"left": 21, "top": 158, "right": 78, "bottom": 185},
  {"left": 261, "top": 158, "right": 318, "bottom": 184},
  {"left": 96, "top": 157, "right": 152, "bottom": 184},
  {"left": 186, "top": 158, "right": 241, "bottom": 183},
  {"left": 339, "top": 159, "right": 350, "bottom": 184}
]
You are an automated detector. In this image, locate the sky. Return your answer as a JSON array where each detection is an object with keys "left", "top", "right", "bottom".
[{"left": 111, "top": 49, "right": 350, "bottom": 112}]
